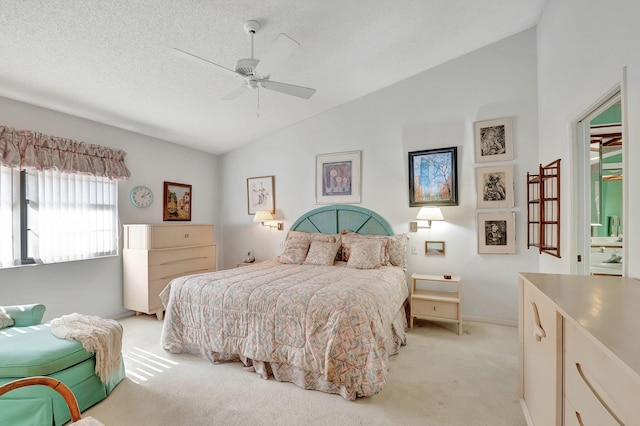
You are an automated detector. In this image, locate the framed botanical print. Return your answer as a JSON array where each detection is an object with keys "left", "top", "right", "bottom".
[
  {"left": 408, "top": 147, "right": 458, "bottom": 206},
  {"left": 477, "top": 212, "right": 516, "bottom": 254},
  {"left": 163, "top": 181, "right": 191, "bottom": 221},
  {"left": 247, "top": 176, "right": 275, "bottom": 215},
  {"left": 476, "top": 165, "right": 514, "bottom": 208},
  {"left": 474, "top": 117, "right": 513, "bottom": 163},
  {"left": 315, "top": 151, "right": 361, "bottom": 204}
]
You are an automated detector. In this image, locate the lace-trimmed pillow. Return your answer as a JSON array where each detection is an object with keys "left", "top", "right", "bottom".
[
  {"left": 347, "top": 239, "right": 385, "bottom": 269},
  {"left": 0, "top": 311, "right": 14, "bottom": 329},
  {"left": 278, "top": 239, "right": 311, "bottom": 264},
  {"left": 304, "top": 240, "right": 341, "bottom": 266},
  {"left": 387, "top": 233, "right": 409, "bottom": 269}
]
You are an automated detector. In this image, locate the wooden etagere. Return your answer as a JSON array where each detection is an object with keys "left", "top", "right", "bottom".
[{"left": 526, "top": 159, "right": 561, "bottom": 257}]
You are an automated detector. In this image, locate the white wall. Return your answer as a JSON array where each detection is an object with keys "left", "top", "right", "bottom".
[
  {"left": 536, "top": 0, "right": 640, "bottom": 278},
  {"left": 221, "top": 29, "right": 540, "bottom": 324},
  {"left": 0, "top": 97, "right": 220, "bottom": 321}
]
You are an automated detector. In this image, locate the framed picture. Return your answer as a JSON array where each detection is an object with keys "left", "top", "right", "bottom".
[
  {"left": 408, "top": 147, "right": 458, "bottom": 206},
  {"left": 315, "top": 151, "right": 361, "bottom": 204},
  {"left": 476, "top": 165, "right": 515, "bottom": 208},
  {"left": 474, "top": 117, "right": 513, "bottom": 163},
  {"left": 163, "top": 181, "right": 192, "bottom": 221},
  {"left": 247, "top": 176, "right": 275, "bottom": 215},
  {"left": 425, "top": 240, "right": 445, "bottom": 256},
  {"left": 477, "top": 212, "right": 516, "bottom": 254}
]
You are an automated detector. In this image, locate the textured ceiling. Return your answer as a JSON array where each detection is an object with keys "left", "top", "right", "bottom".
[{"left": 0, "top": 1, "right": 546, "bottom": 154}]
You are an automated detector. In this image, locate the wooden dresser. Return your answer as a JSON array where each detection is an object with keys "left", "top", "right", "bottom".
[
  {"left": 519, "top": 272, "right": 640, "bottom": 425},
  {"left": 123, "top": 224, "right": 216, "bottom": 320}
]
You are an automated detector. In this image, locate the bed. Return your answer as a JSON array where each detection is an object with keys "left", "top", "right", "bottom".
[{"left": 160, "top": 205, "right": 409, "bottom": 400}]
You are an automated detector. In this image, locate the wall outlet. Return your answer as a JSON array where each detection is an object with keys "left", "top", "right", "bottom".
[{"left": 411, "top": 245, "right": 418, "bottom": 255}]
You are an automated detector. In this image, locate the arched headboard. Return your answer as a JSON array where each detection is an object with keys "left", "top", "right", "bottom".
[{"left": 289, "top": 205, "right": 394, "bottom": 236}]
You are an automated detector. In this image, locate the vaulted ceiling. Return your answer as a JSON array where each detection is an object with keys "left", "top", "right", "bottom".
[{"left": 0, "top": 1, "right": 546, "bottom": 154}]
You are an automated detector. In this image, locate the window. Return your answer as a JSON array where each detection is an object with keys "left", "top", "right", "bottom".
[{"left": 0, "top": 165, "right": 118, "bottom": 267}]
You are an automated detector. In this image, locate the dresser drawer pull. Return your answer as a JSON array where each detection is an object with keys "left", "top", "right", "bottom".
[
  {"left": 529, "top": 301, "right": 546, "bottom": 341},
  {"left": 159, "top": 268, "right": 211, "bottom": 280},
  {"left": 575, "top": 362, "right": 624, "bottom": 425},
  {"left": 160, "top": 256, "right": 209, "bottom": 266},
  {"left": 574, "top": 411, "right": 584, "bottom": 426}
]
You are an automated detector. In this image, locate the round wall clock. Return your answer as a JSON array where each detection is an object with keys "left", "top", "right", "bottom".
[{"left": 130, "top": 186, "right": 153, "bottom": 208}]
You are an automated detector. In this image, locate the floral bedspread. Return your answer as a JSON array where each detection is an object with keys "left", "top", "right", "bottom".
[{"left": 159, "top": 260, "right": 408, "bottom": 400}]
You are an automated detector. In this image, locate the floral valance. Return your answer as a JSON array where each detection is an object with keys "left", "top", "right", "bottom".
[{"left": 0, "top": 125, "right": 131, "bottom": 180}]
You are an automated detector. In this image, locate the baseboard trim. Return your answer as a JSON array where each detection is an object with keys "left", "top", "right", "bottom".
[{"left": 462, "top": 315, "right": 517, "bottom": 327}]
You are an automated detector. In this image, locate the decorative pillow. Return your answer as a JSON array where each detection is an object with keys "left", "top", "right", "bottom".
[
  {"left": 0, "top": 311, "right": 14, "bottom": 329},
  {"left": 304, "top": 240, "right": 341, "bottom": 266},
  {"left": 387, "top": 233, "right": 409, "bottom": 269},
  {"left": 347, "top": 240, "right": 385, "bottom": 269},
  {"left": 340, "top": 232, "right": 389, "bottom": 265},
  {"left": 278, "top": 239, "right": 311, "bottom": 264},
  {"left": 287, "top": 230, "right": 339, "bottom": 243}
]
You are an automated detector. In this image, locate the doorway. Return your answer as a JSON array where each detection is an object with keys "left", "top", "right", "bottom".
[{"left": 574, "top": 89, "right": 625, "bottom": 276}]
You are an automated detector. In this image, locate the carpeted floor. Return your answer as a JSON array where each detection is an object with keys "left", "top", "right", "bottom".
[{"left": 84, "top": 315, "right": 526, "bottom": 425}]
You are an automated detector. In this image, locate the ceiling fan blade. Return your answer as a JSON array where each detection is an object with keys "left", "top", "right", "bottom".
[
  {"left": 253, "top": 33, "right": 299, "bottom": 77},
  {"left": 261, "top": 80, "right": 316, "bottom": 99},
  {"left": 221, "top": 84, "right": 248, "bottom": 100},
  {"left": 171, "top": 47, "right": 238, "bottom": 78}
]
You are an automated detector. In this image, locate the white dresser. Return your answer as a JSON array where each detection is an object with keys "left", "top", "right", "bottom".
[
  {"left": 123, "top": 224, "right": 216, "bottom": 320},
  {"left": 519, "top": 272, "right": 640, "bottom": 425}
]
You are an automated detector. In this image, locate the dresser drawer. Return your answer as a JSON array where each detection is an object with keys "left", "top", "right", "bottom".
[
  {"left": 149, "top": 246, "right": 215, "bottom": 266},
  {"left": 412, "top": 298, "right": 457, "bottom": 320},
  {"left": 564, "top": 360, "right": 620, "bottom": 425},
  {"left": 564, "top": 319, "right": 640, "bottom": 425}
]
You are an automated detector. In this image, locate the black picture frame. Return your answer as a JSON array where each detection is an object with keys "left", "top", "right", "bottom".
[{"left": 408, "top": 147, "right": 458, "bottom": 206}]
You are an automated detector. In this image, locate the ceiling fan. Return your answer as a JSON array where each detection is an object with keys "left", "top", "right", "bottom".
[{"left": 173, "top": 20, "right": 316, "bottom": 103}]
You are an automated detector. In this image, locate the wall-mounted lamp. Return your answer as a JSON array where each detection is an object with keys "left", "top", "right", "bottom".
[
  {"left": 410, "top": 207, "right": 444, "bottom": 232},
  {"left": 253, "top": 210, "right": 283, "bottom": 230}
]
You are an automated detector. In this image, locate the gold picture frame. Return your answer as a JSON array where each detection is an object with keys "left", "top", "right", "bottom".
[{"left": 425, "top": 241, "right": 445, "bottom": 256}]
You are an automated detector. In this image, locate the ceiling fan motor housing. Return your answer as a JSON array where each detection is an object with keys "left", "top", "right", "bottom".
[{"left": 234, "top": 58, "right": 259, "bottom": 76}]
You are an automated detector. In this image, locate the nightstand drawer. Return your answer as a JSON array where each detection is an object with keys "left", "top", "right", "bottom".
[{"left": 412, "top": 298, "right": 457, "bottom": 320}]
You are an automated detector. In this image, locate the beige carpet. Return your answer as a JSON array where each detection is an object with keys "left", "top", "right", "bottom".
[{"left": 84, "top": 315, "right": 526, "bottom": 425}]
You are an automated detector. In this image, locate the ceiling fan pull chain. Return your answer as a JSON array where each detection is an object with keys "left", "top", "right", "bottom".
[{"left": 256, "top": 87, "right": 261, "bottom": 118}]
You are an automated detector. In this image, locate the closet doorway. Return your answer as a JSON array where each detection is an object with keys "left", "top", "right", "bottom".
[{"left": 574, "top": 89, "right": 625, "bottom": 276}]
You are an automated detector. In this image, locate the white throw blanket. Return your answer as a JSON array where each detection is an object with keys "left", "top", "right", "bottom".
[{"left": 50, "top": 313, "right": 123, "bottom": 384}]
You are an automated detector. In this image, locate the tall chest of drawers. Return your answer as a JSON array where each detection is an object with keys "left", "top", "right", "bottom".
[{"left": 123, "top": 224, "right": 216, "bottom": 320}]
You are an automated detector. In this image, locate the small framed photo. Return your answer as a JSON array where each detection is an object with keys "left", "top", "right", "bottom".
[
  {"left": 163, "top": 181, "right": 192, "bottom": 221},
  {"left": 477, "top": 212, "right": 516, "bottom": 254},
  {"left": 316, "top": 151, "right": 361, "bottom": 204},
  {"left": 247, "top": 176, "right": 275, "bottom": 215},
  {"left": 474, "top": 117, "right": 513, "bottom": 163},
  {"left": 425, "top": 241, "right": 445, "bottom": 256},
  {"left": 408, "top": 147, "right": 458, "bottom": 206},
  {"left": 476, "top": 165, "right": 514, "bottom": 208}
]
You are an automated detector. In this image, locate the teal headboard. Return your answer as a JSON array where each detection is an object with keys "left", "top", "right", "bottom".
[{"left": 289, "top": 205, "right": 394, "bottom": 236}]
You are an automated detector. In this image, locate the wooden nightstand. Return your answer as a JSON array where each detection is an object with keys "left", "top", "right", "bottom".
[
  {"left": 410, "top": 273, "right": 461, "bottom": 335},
  {"left": 236, "top": 261, "right": 255, "bottom": 267}
]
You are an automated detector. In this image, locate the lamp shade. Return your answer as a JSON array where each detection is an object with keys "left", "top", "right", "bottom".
[
  {"left": 253, "top": 210, "right": 274, "bottom": 222},
  {"left": 416, "top": 207, "right": 444, "bottom": 221}
]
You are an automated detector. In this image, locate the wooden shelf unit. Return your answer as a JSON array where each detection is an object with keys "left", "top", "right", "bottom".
[
  {"left": 410, "top": 273, "right": 462, "bottom": 335},
  {"left": 527, "top": 159, "right": 561, "bottom": 258}
]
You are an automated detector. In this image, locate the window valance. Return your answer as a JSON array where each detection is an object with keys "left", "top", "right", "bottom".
[{"left": 0, "top": 125, "right": 131, "bottom": 180}]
